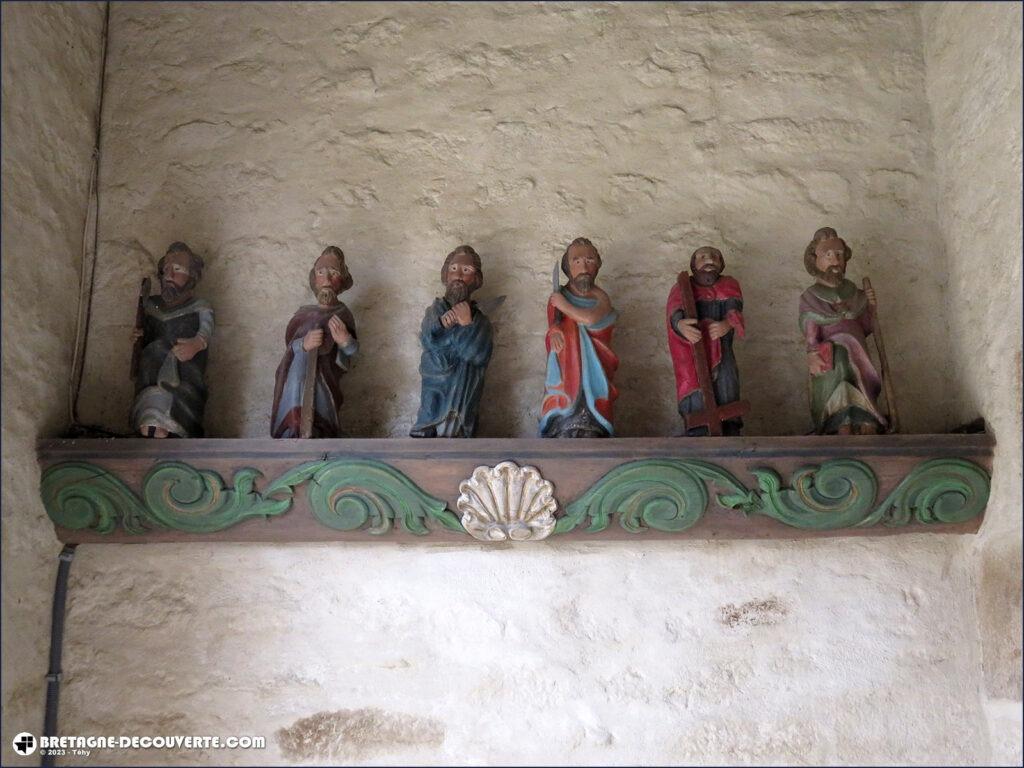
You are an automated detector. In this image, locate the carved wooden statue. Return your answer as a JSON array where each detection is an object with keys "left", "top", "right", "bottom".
[
  {"left": 666, "top": 246, "right": 749, "bottom": 436},
  {"left": 799, "top": 231, "right": 887, "bottom": 435},
  {"left": 410, "top": 245, "right": 494, "bottom": 438},
  {"left": 130, "top": 242, "right": 214, "bottom": 438},
  {"left": 271, "top": 246, "right": 358, "bottom": 438},
  {"left": 539, "top": 237, "right": 619, "bottom": 438}
]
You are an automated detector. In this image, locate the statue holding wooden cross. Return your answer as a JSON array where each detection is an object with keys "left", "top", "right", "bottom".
[{"left": 666, "top": 246, "right": 750, "bottom": 436}]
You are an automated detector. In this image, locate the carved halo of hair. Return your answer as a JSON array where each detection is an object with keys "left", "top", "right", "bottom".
[
  {"left": 157, "top": 241, "right": 204, "bottom": 284},
  {"left": 309, "top": 245, "right": 354, "bottom": 294},
  {"left": 689, "top": 245, "right": 724, "bottom": 273},
  {"left": 803, "top": 227, "right": 851, "bottom": 276},
  {"left": 560, "top": 237, "right": 601, "bottom": 278},
  {"left": 440, "top": 244, "right": 483, "bottom": 288}
]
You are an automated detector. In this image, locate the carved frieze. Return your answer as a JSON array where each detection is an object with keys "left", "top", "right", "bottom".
[{"left": 39, "top": 448, "right": 991, "bottom": 540}]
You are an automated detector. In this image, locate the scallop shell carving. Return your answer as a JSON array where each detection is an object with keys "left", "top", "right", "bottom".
[{"left": 457, "top": 461, "right": 558, "bottom": 541}]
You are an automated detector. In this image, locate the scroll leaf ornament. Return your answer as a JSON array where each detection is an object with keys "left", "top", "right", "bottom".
[
  {"left": 872, "top": 457, "right": 990, "bottom": 525},
  {"left": 40, "top": 463, "right": 142, "bottom": 534},
  {"left": 744, "top": 458, "right": 990, "bottom": 529},
  {"left": 747, "top": 459, "right": 878, "bottom": 530},
  {"left": 40, "top": 458, "right": 461, "bottom": 536},
  {"left": 556, "top": 459, "right": 756, "bottom": 534},
  {"left": 41, "top": 461, "right": 290, "bottom": 534},
  {"left": 298, "top": 459, "right": 462, "bottom": 535},
  {"left": 457, "top": 461, "right": 557, "bottom": 541}
]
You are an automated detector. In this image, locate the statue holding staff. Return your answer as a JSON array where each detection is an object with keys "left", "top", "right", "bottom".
[
  {"left": 799, "top": 232, "right": 892, "bottom": 435},
  {"left": 271, "top": 246, "right": 358, "bottom": 438}
]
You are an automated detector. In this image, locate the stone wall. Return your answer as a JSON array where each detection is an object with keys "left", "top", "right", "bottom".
[
  {"left": 3, "top": 1, "right": 1019, "bottom": 765},
  {"left": 77, "top": 1, "right": 957, "bottom": 439},
  {"left": 921, "top": 3, "right": 1024, "bottom": 764},
  {"left": 0, "top": 3, "right": 105, "bottom": 765}
]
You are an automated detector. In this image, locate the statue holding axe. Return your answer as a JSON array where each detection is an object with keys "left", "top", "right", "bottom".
[{"left": 666, "top": 246, "right": 749, "bottom": 436}]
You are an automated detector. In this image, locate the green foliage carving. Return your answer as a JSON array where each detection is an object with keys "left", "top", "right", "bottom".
[
  {"left": 139, "top": 462, "right": 291, "bottom": 533},
  {"left": 740, "top": 458, "right": 990, "bottom": 529},
  {"left": 555, "top": 459, "right": 757, "bottom": 534},
  {"left": 554, "top": 457, "right": 989, "bottom": 534},
  {"left": 41, "top": 463, "right": 142, "bottom": 535},
  {"left": 871, "top": 458, "right": 990, "bottom": 526},
  {"left": 40, "top": 455, "right": 989, "bottom": 538},
  {"left": 40, "top": 459, "right": 461, "bottom": 536},
  {"left": 745, "top": 459, "right": 877, "bottom": 530},
  {"left": 291, "top": 459, "right": 462, "bottom": 535}
]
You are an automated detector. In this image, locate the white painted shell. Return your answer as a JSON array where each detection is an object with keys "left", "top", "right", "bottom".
[{"left": 457, "top": 461, "right": 558, "bottom": 541}]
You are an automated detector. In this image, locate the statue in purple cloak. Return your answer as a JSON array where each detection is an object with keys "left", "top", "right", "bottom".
[
  {"left": 799, "top": 231, "right": 886, "bottom": 435},
  {"left": 271, "top": 247, "right": 358, "bottom": 438}
]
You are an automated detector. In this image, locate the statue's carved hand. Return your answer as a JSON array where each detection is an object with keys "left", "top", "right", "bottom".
[
  {"left": 440, "top": 310, "right": 457, "bottom": 329},
  {"left": 865, "top": 287, "right": 877, "bottom": 307},
  {"left": 707, "top": 320, "right": 731, "bottom": 340},
  {"left": 452, "top": 301, "right": 472, "bottom": 326},
  {"left": 677, "top": 318, "right": 702, "bottom": 344},
  {"left": 303, "top": 328, "right": 324, "bottom": 352},
  {"left": 549, "top": 328, "right": 565, "bottom": 353},
  {"left": 807, "top": 351, "right": 828, "bottom": 376},
  {"left": 550, "top": 292, "right": 567, "bottom": 312},
  {"left": 328, "top": 315, "right": 351, "bottom": 345},
  {"left": 171, "top": 336, "right": 205, "bottom": 362}
]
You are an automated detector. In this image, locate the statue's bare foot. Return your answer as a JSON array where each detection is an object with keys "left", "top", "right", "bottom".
[
  {"left": 152, "top": 427, "right": 169, "bottom": 438},
  {"left": 837, "top": 424, "right": 852, "bottom": 436}
]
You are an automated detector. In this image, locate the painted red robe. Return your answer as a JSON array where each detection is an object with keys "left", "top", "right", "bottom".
[
  {"left": 539, "top": 289, "right": 619, "bottom": 437},
  {"left": 666, "top": 275, "right": 745, "bottom": 403}
]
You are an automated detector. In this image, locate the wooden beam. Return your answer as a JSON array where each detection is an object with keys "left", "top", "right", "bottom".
[{"left": 37, "top": 435, "right": 994, "bottom": 544}]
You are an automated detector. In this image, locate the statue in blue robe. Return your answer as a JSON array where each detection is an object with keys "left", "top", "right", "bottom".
[{"left": 410, "top": 246, "right": 494, "bottom": 438}]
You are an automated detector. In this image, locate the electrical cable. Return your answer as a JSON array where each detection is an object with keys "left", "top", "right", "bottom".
[
  {"left": 41, "top": 545, "right": 77, "bottom": 768},
  {"left": 67, "top": 1, "right": 111, "bottom": 430}
]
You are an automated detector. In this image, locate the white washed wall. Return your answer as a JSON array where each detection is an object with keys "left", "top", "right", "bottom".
[
  {"left": 0, "top": 2, "right": 106, "bottom": 764},
  {"left": 922, "top": 3, "right": 1024, "bottom": 764}
]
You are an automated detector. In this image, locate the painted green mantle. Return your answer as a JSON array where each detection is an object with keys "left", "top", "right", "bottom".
[{"left": 36, "top": 436, "right": 993, "bottom": 543}]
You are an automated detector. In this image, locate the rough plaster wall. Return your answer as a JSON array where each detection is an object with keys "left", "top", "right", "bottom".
[
  {"left": 77, "top": 1, "right": 957, "bottom": 438},
  {"left": 34, "top": 2, "right": 1001, "bottom": 765},
  {"left": 0, "top": 3, "right": 105, "bottom": 765},
  {"left": 59, "top": 540, "right": 988, "bottom": 766},
  {"left": 921, "top": 3, "right": 1024, "bottom": 764}
]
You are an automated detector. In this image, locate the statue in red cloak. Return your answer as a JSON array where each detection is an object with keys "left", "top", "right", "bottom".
[
  {"left": 666, "top": 246, "right": 745, "bottom": 436},
  {"left": 539, "top": 238, "right": 619, "bottom": 438}
]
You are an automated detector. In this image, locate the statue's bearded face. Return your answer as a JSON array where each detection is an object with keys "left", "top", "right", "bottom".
[
  {"left": 814, "top": 246, "right": 847, "bottom": 286},
  {"left": 444, "top": 253, "right": 479, "bottom": 305},
  {"left": 313, "top": 255, "right": 345, "bottom": 304},
  {"left": 160, "top": 252, "right": 195, "bottom": 302},
  {"left": 692, "top": 249, "right": 724, "bottom": 287},
  {"left": 567, "top": 243, "right": 600, "bottom": 293}
]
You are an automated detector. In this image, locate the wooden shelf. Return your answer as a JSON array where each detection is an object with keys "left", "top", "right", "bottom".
[{"left": 37, "top": 434, "right": 994, "bottom": 544}]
